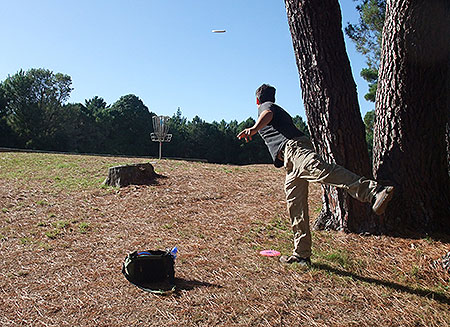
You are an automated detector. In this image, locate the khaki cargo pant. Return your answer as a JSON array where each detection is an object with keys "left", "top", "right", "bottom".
[{"left": 283, "top": 136, "right": 379, "bottom": 258}]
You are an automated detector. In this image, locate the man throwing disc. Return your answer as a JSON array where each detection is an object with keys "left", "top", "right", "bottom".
[{"left": 237, "top": 84, "right": 394, "bottom": 266}]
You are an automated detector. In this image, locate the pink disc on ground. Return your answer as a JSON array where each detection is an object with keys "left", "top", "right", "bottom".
[{"left": 259, "top": 250, "right": 281, "bottom": 257}]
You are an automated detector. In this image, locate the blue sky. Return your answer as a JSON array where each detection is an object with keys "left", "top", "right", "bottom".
[{"left": 1, "top": 1, "right": 372, "bottom": 123}]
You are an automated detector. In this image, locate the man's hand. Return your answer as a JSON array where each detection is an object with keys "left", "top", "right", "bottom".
[
  {"left": 237, "top": 128, "right": 255, "bottom": 142},
  {"left": 237, "top": 109, "right": 273, "bottom": 143}
]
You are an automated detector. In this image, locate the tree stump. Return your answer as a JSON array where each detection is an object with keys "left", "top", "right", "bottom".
[{"left": 104, "top": 163, "right": 157, "bottom": 187}]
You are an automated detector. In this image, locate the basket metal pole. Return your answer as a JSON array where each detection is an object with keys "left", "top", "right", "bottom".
[{"left": 151, "top": 115, "right": 172, "bottom": 160}]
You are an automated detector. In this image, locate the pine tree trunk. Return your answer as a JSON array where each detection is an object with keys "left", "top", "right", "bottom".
[
  {"left": 284, "top": 0, "right": 378, "bottom": 233},
  {"left": 447, "top": 122, "right": 450, "bottom": 177},
  {"left": 373, "top": 0, "right": 450, "bottom": 234}
]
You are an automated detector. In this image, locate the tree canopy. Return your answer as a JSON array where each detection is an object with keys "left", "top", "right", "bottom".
[
  {"left": 1, "top": 68, "right": 73, "bottom": 149},
  {"left": 346, "top": 0, "right": 387, "bottom": 159},
  {"left": 345, "top": 0, "right": 386, "bottom": 102}
]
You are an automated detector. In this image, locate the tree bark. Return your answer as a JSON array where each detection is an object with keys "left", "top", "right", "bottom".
[
  {"left": 284, "top": 0, "right": 378, "bottom": 233},
  {"left": 447, "top": 122, "right": 450, "bottom": 177},
  {"left": 373, "top": 0, "right": 450, "bottom": 234},
  {"left": 104, "top": 163, "right": 158, "bottom": 187}
]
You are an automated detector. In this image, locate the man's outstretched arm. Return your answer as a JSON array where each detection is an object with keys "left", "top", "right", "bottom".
[{"left": 237, "top": 109, "right": 273, "bottom": 142}]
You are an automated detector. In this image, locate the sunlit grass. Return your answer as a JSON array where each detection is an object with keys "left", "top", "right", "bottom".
[{"left": 0, "top": 152, "right": 134, "bottom": 191}]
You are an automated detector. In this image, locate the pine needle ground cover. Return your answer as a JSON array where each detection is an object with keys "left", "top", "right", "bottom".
[{"left": 0, "top": 152, "right": 449, "bottom": 326}]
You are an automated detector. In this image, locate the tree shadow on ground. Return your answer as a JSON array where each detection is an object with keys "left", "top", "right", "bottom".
[
  {"left": 378, "top": 231, "right": 450, "bottom": 244},
  {"left": 313, "top": 262, "right": 450, "bottom": 305}
]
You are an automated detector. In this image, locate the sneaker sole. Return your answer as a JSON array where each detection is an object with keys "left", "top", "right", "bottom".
[{"left": 373, "top": 186, "right": 394, "bottom": 215}]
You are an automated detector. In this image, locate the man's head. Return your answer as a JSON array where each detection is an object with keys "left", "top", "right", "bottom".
[{"left": 255, "top": 84, "right": 276, "bottom": 105}]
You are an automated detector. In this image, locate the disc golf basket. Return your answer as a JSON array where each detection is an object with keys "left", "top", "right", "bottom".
[{"left": 150, "top": 115, "right": 172, "bottom": 159}]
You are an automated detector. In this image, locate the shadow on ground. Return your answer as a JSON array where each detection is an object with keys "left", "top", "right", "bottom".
[
  {"left": 174, "top": 278, "right": 223, "bottom": 292},
  {"left": 313, "top": 262, "right": 450, "bottom": 305}
]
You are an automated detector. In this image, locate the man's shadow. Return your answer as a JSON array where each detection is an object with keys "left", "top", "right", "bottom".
[{"left": 312, "top": 262, "right": 450, "bottom": 305}]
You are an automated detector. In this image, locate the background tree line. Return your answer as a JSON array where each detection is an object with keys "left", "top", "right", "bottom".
[{"left": 0, "top": 68, "right": 308, "bottom": 165}]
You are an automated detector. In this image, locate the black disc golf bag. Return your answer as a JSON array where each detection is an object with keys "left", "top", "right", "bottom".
[{"left": 122, "top": 250, "right": 175, "bottom": 293}]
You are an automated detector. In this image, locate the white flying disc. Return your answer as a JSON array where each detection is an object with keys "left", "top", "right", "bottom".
[{"left": 212, "top": 30, "right": 226, "bottom": 33}]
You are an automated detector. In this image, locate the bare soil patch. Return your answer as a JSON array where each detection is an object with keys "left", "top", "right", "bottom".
[{"left": 0, "top": 152, "right": 449, "bottom": 326}]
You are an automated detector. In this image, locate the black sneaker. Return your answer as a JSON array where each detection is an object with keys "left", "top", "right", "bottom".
[{"left": 280, "top": 255, "right": 311, "bottom": 266}]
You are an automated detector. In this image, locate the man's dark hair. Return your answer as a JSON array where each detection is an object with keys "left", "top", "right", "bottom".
[{"left": 255, "top": 84, "right": 276, "bottom": 104}]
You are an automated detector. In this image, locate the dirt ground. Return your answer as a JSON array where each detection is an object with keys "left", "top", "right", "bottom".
[{"left": 0, "top": 152, "right": 449, "bottom": 326}]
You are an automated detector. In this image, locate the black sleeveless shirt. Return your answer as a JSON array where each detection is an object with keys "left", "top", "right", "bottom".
[{"left": 257, "top": 102, "right": 305, "bottom": 168}]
